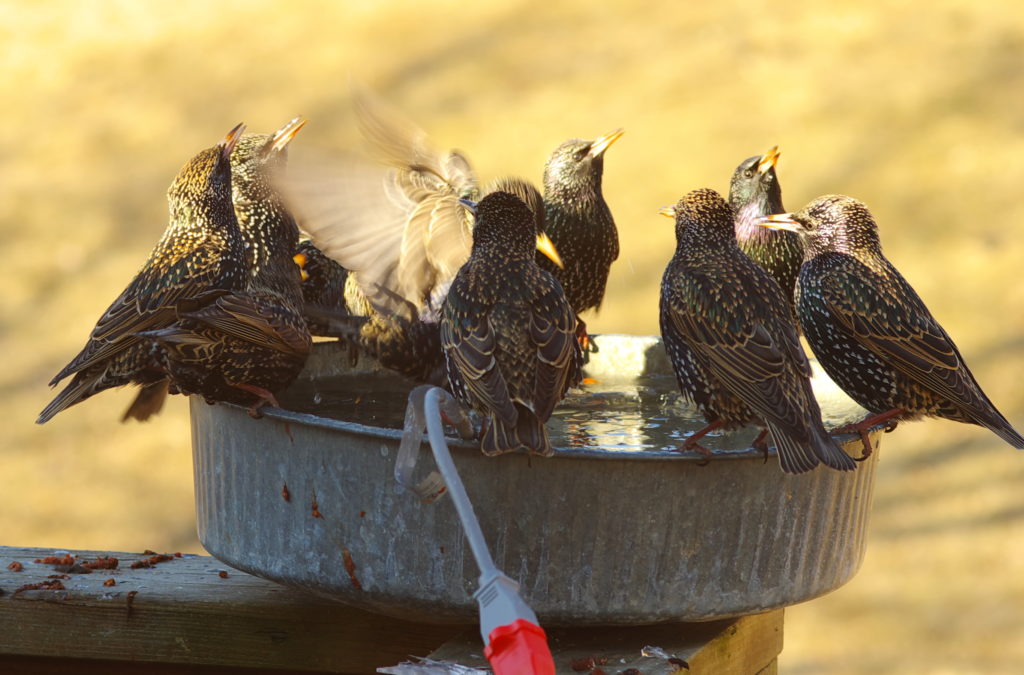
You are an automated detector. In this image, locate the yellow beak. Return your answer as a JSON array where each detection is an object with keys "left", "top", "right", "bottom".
[
  {"left": 536, "top": 232, "right": 564, "bottom": 269},
  {"left": 757, "top": 145, "right": 780, "bottom": 174},
  {"left": 658, "top": 205, "right": 676, "bottom": 219},
  {"left": 293, "top": 252, "right": 310, "bottom": 281},
  {"left": 757, "top": 212, "right": 800, "bottom": 232},
  {"left": 588, "top": 128, "right": 625, "bottom": 158},
  {"left": 270, "top": 116, "right": 307, "bottom": 153}
]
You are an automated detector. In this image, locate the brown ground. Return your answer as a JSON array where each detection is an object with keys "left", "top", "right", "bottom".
[{"left": 4, "top": 2, "right": 1024, "bottom": 672}]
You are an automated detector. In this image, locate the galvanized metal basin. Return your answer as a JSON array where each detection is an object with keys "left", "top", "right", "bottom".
[{"left": 191, "top": 335, "right": 882, "bottom": 625}]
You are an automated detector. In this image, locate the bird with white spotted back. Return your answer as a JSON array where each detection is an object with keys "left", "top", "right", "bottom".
[
  {"left": 762, "top": 195, "right": 1024, "bottom": 457},
  {"left": 442, "top": 191, "right": 581, "bottom": 456},
  {"left": 659, "top": 188, "right": 856, "bottom": 474},
  {"left": 727, "top": 146, "right": 802, "bottom": 323},
  {"left": 38, "top": 124, "right": 250, "bottom": 424}
]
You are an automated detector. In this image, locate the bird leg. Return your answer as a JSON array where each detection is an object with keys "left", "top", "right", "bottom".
[
  {"left": 678, "top": 420, "right": 724, "bottom": 466},
  {"left": 575, "top": 317, "right": 593, "bottom": 355},
  {"left": 831, "top": 408, "right": 905, "bottom": 460},
  {"left": 228, "top": 382, "right": 282, "bottom": 419},
  {"left": 751, "top": 427, "right": 771, "bottom": 463}
]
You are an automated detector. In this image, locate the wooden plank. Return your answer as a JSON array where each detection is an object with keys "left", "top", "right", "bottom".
[
  {"left": 424, "top": 609, "right": 784, "bottom": 674},
  {"left": 0, "top": 546, "right": 466, "bottom": 674}
]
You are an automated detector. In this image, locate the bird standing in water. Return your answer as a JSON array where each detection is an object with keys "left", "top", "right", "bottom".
[
  {"left": 761, "top": 195, "right": 1024, "bottom": 456},
  {"left": 442, "top": 191, "right": 581, "bottom": 456},
  {"left": 140, "top": 119, "right": 312, "bottom": 414},
  {"left": 659, "top": 188, "right": 856, "bottom": 474},
  {"left": 727, "top": 146, "right": 802, "bottom": 321},
  {"left": 38, "top": 124, "right": 249, "bottom": 424}
]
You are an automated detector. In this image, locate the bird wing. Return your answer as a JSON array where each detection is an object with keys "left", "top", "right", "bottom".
[
  {"left": 667, "top": 272, "right": 807, "bottom": 432},
  {"left": 279, "top": 87, "right": 477, "bottom": 323},
  {"left": 182, "top": 293, "right": 312, "bottom": 357},
  {"left": 50, "top": 243, "right": 233, "bottom": 384},
  {"left": 820, "top": 258, "right": 984, "bottom": 410},
  {"left": 440, "top": 277, "right": 518, "bottom": 427},
  {"left": 530, "top": 275, "right": 581, "bottom": 422}
]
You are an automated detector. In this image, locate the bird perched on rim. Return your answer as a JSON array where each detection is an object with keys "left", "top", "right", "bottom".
[
  {"left": 121, "top": 118, "right": 311, "bottom": 421},
  {"left": 138, "top": 118, "right": 313, "bottom": 415},
  {"left": 442, "top": 191, "right": 582, "bottom": 456},
  {"left": 38, "top": 123, "right": 250, "bottom": 424},
  {"left": 761, "top": 195, "right": 1024, "bottom": 456},
  {"left": 727, "top": 146, "right": 802, "bottom": 321},
  {"left": 280, "top": 87, "right": 566, "bottom": 382},
  {"left": 658, "top": 188, "right": 856, "bottom": 474},
  {"left": 537, "top": 128, "right": 623, "bottom": 328}
]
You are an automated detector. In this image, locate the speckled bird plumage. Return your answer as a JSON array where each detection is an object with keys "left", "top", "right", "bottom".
[
  {"left": 281, "top": 88, "right": 561, "bottom": 384},
  {"left": 727, "top": 147, "right": 802, "bottom": 320},
  {"left": 38, "top": 124, "right": 250, "bottom": 424},
  {"left": 765, "top": 195, "right": 1024, "bottom": 449},
  {"left": 538, "top": 130, "right": 622, "bottom": 316},
  {"left": 658, "top": 188, "right": 856, "bottom": 474},
  {"left": 442, "top": 192, "right": 582, "bottom": 456},
  {"left": 142, "top": 119, "right": 313, "bottom": 411}
]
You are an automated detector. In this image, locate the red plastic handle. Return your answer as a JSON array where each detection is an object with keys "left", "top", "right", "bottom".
[{"left": 483, "top": 618, "right": 555, "bottom": 675}]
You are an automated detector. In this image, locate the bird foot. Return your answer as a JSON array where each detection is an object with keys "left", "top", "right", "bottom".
[
  {"left": 831, "top": 408, "right": 905, "bottom": 461},
  {"left": 229, "top": 382, "right": 282, "bottom": 419},
  {"left": 751, "top": 428, "right": 771, "bottom": 464},
  {"left": 678, "top": 438, "right": 713, "bottom": 466},
  {"left": 675, "top": 420, "right": 724, "bottom": 466}
]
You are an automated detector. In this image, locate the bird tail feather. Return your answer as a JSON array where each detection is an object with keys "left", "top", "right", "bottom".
[
  {"left": 37, "top": 370, "right": 113, "bottom": 424},
  {"left": 481, "top": 405, "right": 552, "bottom": 457},
  {"left": 121, "top": 380, "right": 170, "bottom": 423}
]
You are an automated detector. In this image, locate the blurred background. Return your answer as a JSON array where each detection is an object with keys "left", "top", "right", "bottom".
[{"left": 4, "top": 1, "right": 1024, "bottom": 672}]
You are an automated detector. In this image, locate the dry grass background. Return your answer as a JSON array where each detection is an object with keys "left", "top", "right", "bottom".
[{"left": 3, "top": 1, "right": 1024, "bottom": 671}]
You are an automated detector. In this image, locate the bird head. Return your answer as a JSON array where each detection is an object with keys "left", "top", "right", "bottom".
[{"left": 542, "top": 129, "right": 624, "bottom": 200}]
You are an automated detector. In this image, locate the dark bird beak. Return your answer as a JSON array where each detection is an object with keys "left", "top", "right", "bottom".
[
  {"left": 459, "top": 198, "right": 478, "bottom": 214},
  {"left": 658, "top": 205, "right": 677, "bottom": 219},
  {"left": 535, "top": 232, "right": 564, "bottom": 269},
  {"left": 588, "top": 128, "right": 625, "bottom": 158},
  {"left": 293, "top": 252, "right": 310, "bottom": 282},
  {"left": 757, "top": 146, "right": 780, "bottom": 174},
  {"left": 758, "top": 212, "right": 801, "bottom": 232},
  {"left": 220, "top": 122, "right": 247, "bottom": 160},
  {"left": 268, "top": 116, "right": 307, "bottom": 154}
]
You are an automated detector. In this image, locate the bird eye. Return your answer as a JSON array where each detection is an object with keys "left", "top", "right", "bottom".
[
  {"left": 575, "top": 148, "right": 589, "bottom": 162},
  {"left": 744, "top": 169, "right": 755, "bottom": 178}
]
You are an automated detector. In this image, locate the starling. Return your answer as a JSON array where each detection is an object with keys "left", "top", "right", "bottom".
[
  {"left": 727, "top": 146, "right": 803, "bottom": 320},
  {"left": 281, "top": 89, "right": 564, "bottom": 382},
  {"left": 231, "top": 116, "right": 307, "bottom": 297},
  {"left": 293, "top": 239, "right": 353, "bottom": 334},
  {"left": 537, "top": 129, "right": 624, "bottom": 317},
  {"left": 761, "top": 195, "right": 1024, "bottom": 455},
  {"left": 137, "top": 288, "right": 312, "bottom": 413},
  {"left": 441, "top": 191, "right": 582, "bottom": 456},
  {"left": 140, "top": 119, "right": 314, "bottom": 414},
  {"left": 38, "top": 123, "right": 249, "bottom": 424},
  {"left": 658, "top": 188, "right": 856, "bottom": 474},
  {"left": 122, "top": 118, "right": 311, "bottom": 421}
]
